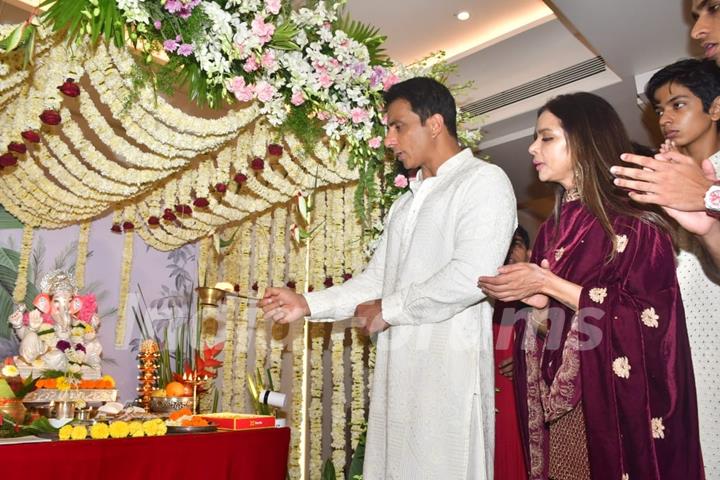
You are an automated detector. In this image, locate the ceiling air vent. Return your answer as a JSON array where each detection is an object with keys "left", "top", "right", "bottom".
[{"left": 461, "top": 56, "right": 607, "bottom": 118}]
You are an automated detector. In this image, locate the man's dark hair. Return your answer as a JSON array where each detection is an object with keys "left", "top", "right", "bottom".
[
  {"left": 384, "top": 77, "right": 458, "bottom": 139},
  {"left": 645, "top": 58, "right": 720, "bottom": 112}
]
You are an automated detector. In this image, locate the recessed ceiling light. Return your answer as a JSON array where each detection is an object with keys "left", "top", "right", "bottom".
[{"left": 456, "top": 11, "right": 470, "bottom": 21}]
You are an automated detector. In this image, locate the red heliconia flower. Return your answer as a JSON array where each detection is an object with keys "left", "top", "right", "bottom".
[
  {"left": 250, "top": 157, "right": 264, "bottom": 171},
  {"left": 286, "top": 280, "right": 296, "bottom": 290},
  {"left": 21, "top": 130, "right": 40, "bottom": 143},
  {"left": 162, "top": 209, "right": 177, "bottom": 221},
  {"left": 148, "top": 216, "right": 160, "bottom": 226},
  {"left": 215, "top": 182, "right": 227, "bottom": 193},
  {"left": 8, "top": 142, "right": 26, "bottom": 154},
  {"left": 233, "top": 173, "right": 247, "bottom": 184},
  {"left": 323, "top": 276, "right": 334, "bottom": 288},
  {"left": 251, "top": 281, "right": 259, "bottom": 292},
  {"left": 0, "top": 153, "right": 17, "bottom": 167},
  {"left": 110, "top": 223, "right": 122, "bottom": 233},
  {"left": 193, "top": 197, "right": 209, "bottom": 208},
  {"left": 57, "top": 78, "right": 81, "bottom": 97},
  {"left": 342, "top": 273, "right": 353, "bottom": 282},
  {"left": 122, "top": 221, "right": 135, "bottom": 231},
  {"left": 267, "top": 143, "right": 283, "bottom": 156},
  {"left": 39, "top": 109, "right": 61, "bottom": 125},
  {"left": 174, "top": 204, "right": 192, "bottom": 216}
]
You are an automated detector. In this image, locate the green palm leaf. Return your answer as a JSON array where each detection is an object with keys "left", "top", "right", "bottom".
[{"left": 334, "top": 13, "right": 389, "bottom": 66}]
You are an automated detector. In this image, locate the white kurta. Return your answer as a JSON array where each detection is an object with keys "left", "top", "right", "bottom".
[{"left": 306, "top": 149, "right": 517, "bottom": 479}]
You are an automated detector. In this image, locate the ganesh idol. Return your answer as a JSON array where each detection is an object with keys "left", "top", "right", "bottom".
[{"left": 8, "top": 270, "right": 103, "bottom": 379}]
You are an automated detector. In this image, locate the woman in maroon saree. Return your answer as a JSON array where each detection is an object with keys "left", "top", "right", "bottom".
[{"left": 478, "top": 92, "right": 704, "bottom": 480}]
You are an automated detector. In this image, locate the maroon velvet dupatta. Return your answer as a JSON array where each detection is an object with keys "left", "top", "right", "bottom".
[{"left": 513, "top": 200, "right": 704, "bottom": 480}]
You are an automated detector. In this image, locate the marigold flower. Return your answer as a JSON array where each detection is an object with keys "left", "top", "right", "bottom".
[
  {"left": 59, "top": 424, "right": 73, "bottom": 440},
  {"left": 109, "top": 421, "right": 130, "bottom": 438},
  {"left": 71, "top": 425, "right": 88, "bottom": 440},
  {"left": 90, "top": 422, "right": 110, "bottom": 439},
  {"left": 128, "top": 421, "right": 144, "bottom": 437},
  {"left": 142, "top": 419, "right": 158, "bottom": 436}
]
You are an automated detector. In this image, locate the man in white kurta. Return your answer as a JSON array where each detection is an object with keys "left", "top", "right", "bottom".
[{"left": 261, "top": 77, "right": 517, "bottom": 479}]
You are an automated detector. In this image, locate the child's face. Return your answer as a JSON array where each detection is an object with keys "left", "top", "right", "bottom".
[{"left": 653, "top": 82, "right": 716, "bottom": 148}]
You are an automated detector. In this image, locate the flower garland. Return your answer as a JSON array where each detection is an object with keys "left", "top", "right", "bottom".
[
  {"left": 12, "top": 224, "right": 34, "bottom": 304},
  {"left": 289, "top": 322, "right": 306, "bottom": 479},
  {"left": 350, "top": 328, "right": 365, "bottom": 448},
  {"left": 115, "top": 223, "right": 135, "bottom": 347},
  {"left": 269, "top": 206, "right": 287, "bottom": 381},
  {"left": 309, "top": 325, "right": 324, "bottom": 477},
  {"left": 232, "top": 223, "right": 252, "bottom": 412},
  {"left": 220, "top": 234, "right": 239, "bottom": 412},
  {"left": 74, "top": 222, "right": 91, "bottom": 291},
  {"left": 330, "top": 327, "right": 346, "bottom": 473},
  {"left": 253, "top": 217, "right": 270, "bottom": 373},
  {"left": 197, "top": 236, "right": 210, "bottom": 287}
]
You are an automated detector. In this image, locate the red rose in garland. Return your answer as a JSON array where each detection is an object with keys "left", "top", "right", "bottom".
[
  {"left": 0, "top": 153, "right": 17, "bottom": 167},
  {"left": 21, "top": 130, "right": 40, "bottom": 143},
  {"left": 162, "top": 209, "right": 177, "bottom": 221},
  {"left": 193, "top": 197, "right": 209, "bottom": 208},
  {"left": 122, "top": 221, "right": 135, "bottom": 231},
  {"left": 267, "top": 144, "right": 283, "bottom": 156},
  {"left": 58, "top": 78, "right": 81, "bottom": 97},
  {"left": 39, "top": 109, "right": 61, "bottom": 125},
  {"left": 174, "top": 204, "right": 192, "bottom": 216},
  {"left": 147, "top": 216, "right": 160, "bottom": 226},
  {"left": 233, "top": 173, "right": 247, "bottom": 184},
  {"left": 110, "top": 223, "right": 122, "bottom": 233},
  {"left": 250, "top": 157, "right": 264, "bottom": 171},
  {"left": 8, "top": 142, "right": 26, "bottom": 154},
  {"left": 215, "top": 182, "right": 227, "bottom": 193}
]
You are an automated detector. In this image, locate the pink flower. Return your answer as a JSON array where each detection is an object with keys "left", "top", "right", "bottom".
[
  {"left": 163, "top": 39, "right": 179, "bottom": 53},
  {"left": 255, "top": 80, "right": 276, "bottom": 102},
  {"left": 265, "top": 0, "right": 281, "bottom": 15},
  {"left": 383, "top": 73, "right": 400, "bottom": 91},
  {"left": 318, "top": 71, "right": 333, "bottom": 88},
  {"left": 243, "top": 56, "right": 259, "bottom": 72},
  {"left": 317, "top": 111, "right": 330, "bottom": 121},
  {"left": 177, "top": 43, "right": 193, "bottom": 56},
  {"left": 381, "top": 114, "right": 388, "bottom": 125},
  {"left": 153, "top": 20, "right": 162, "bottom": 29},
  {"left": 228, "top": 77, "right": 255, "bottom": 102},
  {"left": 251, "top": 16, "right": 276, "bottom": 45},
  {"left": 261, "top": 50, "right": 276, "bottom": 69},
  {"left": 368, "top": 136, "right": 382, "bottom": 149},
  {"left": 350, "top": 107, "right": 369, "bottom": 124},
  {"left": 393, "top": 174, "right": 409, "bottom": 188},
  {"left": 290, "top": 89, "right": 305, "bottom": 106}
]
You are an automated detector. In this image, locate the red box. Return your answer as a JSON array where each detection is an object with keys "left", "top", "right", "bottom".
[{"left": 201, "top": 413, "right": 276, "bottom": 430}]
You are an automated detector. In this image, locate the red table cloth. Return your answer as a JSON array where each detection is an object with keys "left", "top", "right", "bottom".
[{"left": 0, "top": 427, "right": 290, "bottom": 479}]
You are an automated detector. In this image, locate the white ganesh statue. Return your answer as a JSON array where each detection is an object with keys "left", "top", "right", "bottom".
[{"left": 8, "top": 270, "right": 103, "bottom": 379}]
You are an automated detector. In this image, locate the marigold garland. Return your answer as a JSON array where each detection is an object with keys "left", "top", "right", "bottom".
[{"left": 12, "top": 224, "right": 34, "bottom": 304}]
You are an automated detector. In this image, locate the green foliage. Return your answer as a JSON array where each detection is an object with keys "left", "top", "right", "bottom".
[
  {"left": 0, "top": 413, "right": 58, "bottom": 438},
  {"left": 41, "top": 0, "right": 126, "bottom": 48},
  {"left": 0, "top": 206, "right": 22, "bottom": 230},
  {"left": 321, "top": 459, "right": 337, "bottom": 480},
  {"left": 247, "top": 367, "right": 276, "bottom": 416},
  {"left": 333, "top": 13, "right": 389, "bottom": 67},
  {"left": 283, "top": 103, "right": 325, "bottom": 156},
  {"left": 0, "top": 247, "right": 39, "bottom": 339},
  {"left": 348, "top": 424, "right": 367, "bottom": 479},
  {"left": 270, "top": 21, "right": 300, "bottom": 51},
  {"left": 0, "top": 23, "right": 37, "bottom": 68}
]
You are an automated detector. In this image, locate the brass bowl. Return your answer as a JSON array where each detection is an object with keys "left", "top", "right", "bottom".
[
  {"left": 196, "top": 286, "right": 226, "bottom": 307},
  {"left": 149, "top": 396, "right": 193, "bottom": 413}
]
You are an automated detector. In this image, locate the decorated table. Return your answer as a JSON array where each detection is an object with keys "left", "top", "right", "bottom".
[{"left": 1, "top": 427, "right": 290, "bottom": 479}]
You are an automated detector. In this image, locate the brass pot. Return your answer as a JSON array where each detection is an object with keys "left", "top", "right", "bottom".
[
  {"left": 0, "top": 398, "right": 27, "bottom": 424},
  {"left": 196, "top": 287, "right": 225, "bottom": 307}
]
